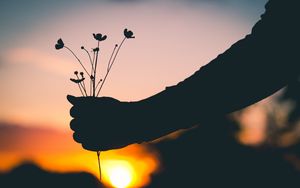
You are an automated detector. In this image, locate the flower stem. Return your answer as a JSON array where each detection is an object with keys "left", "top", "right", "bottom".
[
  {"left": 64, "top": 46, "right": 90, "bottom": 77},
  {"left": 109, "top": 37, "right": 126, "bottom": 70},
  {"left": 77, "top": 83, "right": 84, "bottom": 96},
  {"left": 96, "top": 37, "right": 126, "bottom": 97},
  {"left": 90, "top": 79, "right": 92, "bottom": 96},
  {"left": 93, "top": 41, "right": 100, "bottom": 97},
  {"left": 76, "top": 75, "right": 87, "bottom": 96},
  {"left": 83, "top": 48, "right": 94, "bottom": 71},
  {"left": 97, "top": 151, "right": 102, "bottom": 181},
  {"left": 82, "top": 80, "right": 87, "bottom": 96},
  {"left": 95, "top": 79, "right": 103, "bottom": 90},
  {"left": 107, "top": 44, "right": 118, "bottom": 72},
  {"left": 90, "top": 51, "right": 96, "bottom": 96}
]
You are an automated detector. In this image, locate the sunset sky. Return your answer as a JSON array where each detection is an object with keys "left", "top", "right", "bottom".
[
  {"left": 0, "top": 0, "right": 268, "bottom": 129},
  {"left": 0, "top": 0, "right": 268, "bottom": 187}
]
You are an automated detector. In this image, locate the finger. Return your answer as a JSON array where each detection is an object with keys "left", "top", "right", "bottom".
[
  {"left": 70, "top": 105, "right": 95, "bottom": 118},
  {"left": 82, "top": 136, "right": 106, "bottom": 151},
  {"left": 70, "top": 118, "right": 79, "bottom": 131},
  {"left": 67, "top": 95, "right": 100, "bottom": 105},
  {"left": 67, "top": 95, "right": 91, "bottom": 106},
  {"left": 73, "top": 132, "right": 82, "bottom": 143},
  {"left": 67, "top": 95, "right": 77, "bottom": 105},
  {"left": 83, "top": 137, "right": 130, "bottom": 151},
  {"left": 99, "top": 143, "right": 129, "bottom": 151},
  {"left": 70, "top": 106, "right": 78, "bottom": 118},
  {"left": 82, "top": 143, "right": 101, "bottom": 152},
  {"left": 70, "top": 118, "right": 94, "bottom": 133}
]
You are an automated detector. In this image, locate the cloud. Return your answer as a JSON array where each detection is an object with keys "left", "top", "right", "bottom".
[
  {"left": 0, "top": 122, "right": 76, "bottom": 153},
  {"left": 3, "top": 47, "right": 74, "bottom": 76}
]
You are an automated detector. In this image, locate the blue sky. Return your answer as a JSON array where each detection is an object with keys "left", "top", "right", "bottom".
[{"left": 0, "top": 0, "right": 267, "bottom": 50}]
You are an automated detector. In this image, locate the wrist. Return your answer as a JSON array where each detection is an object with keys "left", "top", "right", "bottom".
[{"left": 127, "top": 93, "right": 186, "bottom": 143}]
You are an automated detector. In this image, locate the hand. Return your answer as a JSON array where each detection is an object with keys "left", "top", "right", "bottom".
[{"left": 67, "top": 95, "right": 141, "bottom": 151}]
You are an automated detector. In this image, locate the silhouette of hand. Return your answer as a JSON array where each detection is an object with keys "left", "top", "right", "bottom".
[{"left": 67, "top": 95, "right": 142, "bottom": 151}]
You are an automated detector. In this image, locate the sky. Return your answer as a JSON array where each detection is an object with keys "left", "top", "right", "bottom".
[
  {"left": 0, "top": 0, "right": 268, "bottom": 130},
  {"left": 0, "top": 0, "right": 269, "bottom": 187}
]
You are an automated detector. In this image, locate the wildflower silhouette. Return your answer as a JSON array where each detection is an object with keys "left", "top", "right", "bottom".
[
  {"left": 124, "top": 28, "right": 135, "bottom": 39},
  {"left": 55, "top": 28, "right": 135, "bottom": 181},
  {"left": 93, "top": 47, "right": 99, "bottom": 52},
  {"left": 70, "top": 77, "right": 85, "bottom": 84},
  {"left": 95, "top": 28, "right": 134, "bottom": 96},
  {"left": 93, "top": 33, "right": 107, "bottom": 41},
  {"left": 55, "top": 38, "right": 64, "bottom": 50}
]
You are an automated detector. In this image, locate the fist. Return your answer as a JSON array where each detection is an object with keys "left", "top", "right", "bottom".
[{"left": 67, "top": 95, "right": 139, "bottom": 151}]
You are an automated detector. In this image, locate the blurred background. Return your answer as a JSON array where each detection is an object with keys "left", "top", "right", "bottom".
[{"left": 2, "top": 0, "right": 300, "bottom": 187}]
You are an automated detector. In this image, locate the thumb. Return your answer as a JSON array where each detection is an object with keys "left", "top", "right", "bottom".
[
  {"left": 67, "top": 95, "right": 78, "bottom": 105},
  {"left": 67, "top": 95, "right": 94, "bottom": 105}
]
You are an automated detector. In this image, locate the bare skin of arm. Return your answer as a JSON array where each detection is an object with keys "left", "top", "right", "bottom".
[{"left": 68, "top": 0, "right": 300, "bottom": 151}]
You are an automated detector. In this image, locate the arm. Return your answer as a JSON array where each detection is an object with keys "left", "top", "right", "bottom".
[
  {"left": 69, "top": 0, "right": 300, "bottom": 151},
  {"left": 136, "top": 0, "right": 300, "bottom": 142}
]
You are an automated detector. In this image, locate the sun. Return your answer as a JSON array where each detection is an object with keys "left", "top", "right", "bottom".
[
  {"left": 108, "top": 166, "right": 132, "bottom": 188},
  {"left": 104, "top": 160, "right": 135, "bottom": 188}
]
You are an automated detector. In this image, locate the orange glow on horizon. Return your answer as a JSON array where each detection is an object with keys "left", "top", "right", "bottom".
[
  {"left": 0, "top": 125, "right": 160, "bottom": 188},
  {"left": 0, "top": 144, "right": 160, "bottom": 188}
]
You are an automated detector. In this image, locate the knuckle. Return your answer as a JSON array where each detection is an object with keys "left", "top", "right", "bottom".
[
  {"left": 82, "top": 144, "right": 89, "bottom": 150},
  {"left": 82, "top": 144, "right": 92, "bottom": 151},
  {"left": 70, "top": 106, "right": 78, "bottom": 118},
  {"left": 82, "top": 143, "right": 97, "bottom": 151},
  {"left": 82, "top": 137, "right": 101, "bottom": 151},
  {"left": 100, "top": 145, "right": 109, "bottom": 151},
  {"left": 70, "top": 118, "right": 79, "bottom": 131},
  {"left": 73, "top": 132, "right": 82, "bottom": 143}
]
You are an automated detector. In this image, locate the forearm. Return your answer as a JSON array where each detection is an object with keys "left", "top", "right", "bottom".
[
  {"left": 134, "top": 0, "right": 300, "bottom": 142},
  {"left": 138, "top": 32, "right": 297, "bottom": 141}
]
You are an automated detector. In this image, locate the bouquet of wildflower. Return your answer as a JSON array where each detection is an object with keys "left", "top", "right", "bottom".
[{"left": 55, "top": 28, "right": 135, "bottom": 180}]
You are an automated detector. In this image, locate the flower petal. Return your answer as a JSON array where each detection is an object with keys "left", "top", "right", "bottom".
[
  {"left": 124, "top": 28, "right": 135, "bottom": 39},
  {"left": 93, "top": 33, "right": 107, "bottom": 41},
  {"left": 101, "top": 35, "right": 107, "bottom": 41},
  {"left": 70, "top": 78, "right": 85, "bottom": 83},
  {"left": 55, "top": 38, "right": 64, "bottom": 50}
]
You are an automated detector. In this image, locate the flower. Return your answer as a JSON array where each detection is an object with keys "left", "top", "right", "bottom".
[
  {"left": 93, "top": 47, "right": 99, "bottom": 52},
  {"left": 55, "top": 38, "right": 64, "bottom": 50},
  {"left": 93, "top": 33, "right": 107, "bottom": 41},
  {"left": 80, "top": 72, "right": 84, "bottom": 76},
  {"left": 74, "top": 71, "right": 78, "bottom": 75},
  {"left": 70, "top": 78, "right": 85, "bottom": 83},
  {"left": 124, "top": 28, "right": 135, "bottom": 39}
]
